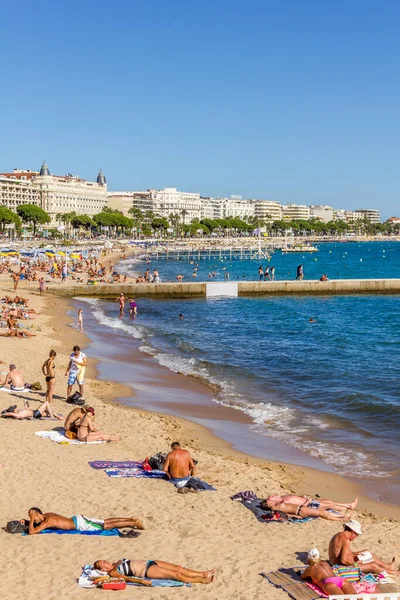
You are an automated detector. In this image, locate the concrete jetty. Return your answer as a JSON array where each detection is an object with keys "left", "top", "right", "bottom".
[{"left": 44, "top": 278, "right": 400, "bottom": 298}]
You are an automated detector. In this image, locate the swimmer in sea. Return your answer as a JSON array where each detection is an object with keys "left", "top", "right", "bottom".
[{"left": 179, "top": 313, "right": 184, "bottom": 319}]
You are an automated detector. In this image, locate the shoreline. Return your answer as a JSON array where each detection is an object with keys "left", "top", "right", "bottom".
[
  {"left": 0, "top": 276, "right": 399, "bottom": 600},
  {"left": 68, "top": 293, "right": 400, "bottom": 518}
]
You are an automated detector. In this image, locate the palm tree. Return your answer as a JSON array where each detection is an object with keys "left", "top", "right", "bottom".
[{"left": 180, "top": 209, "right": 188, "bottom": 225}]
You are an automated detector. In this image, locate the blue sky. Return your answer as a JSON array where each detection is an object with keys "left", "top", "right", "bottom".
[{"left": 1, "top": 0, "right": 399, "bottom": 218}]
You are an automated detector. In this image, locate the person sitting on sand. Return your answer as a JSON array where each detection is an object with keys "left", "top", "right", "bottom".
[
  {"left": 329, "top": 519, "right": 399, "bottom": 574},
  {"left": 0, "top": 364, "right": 25, "bottom": 391},
  {"left": 163, "top": 441, "right": 196, "bottom": 487},
  {"left": 265, "top": 493, "right": 358, "bottom": 513},
  {"left": 93, "top": 558, "right": 216, "bottom": 585},
  {"left": 301, "top": 548, "right": 356, "bottom": 596},
  {"left": 64, "top": 405, "right": 89, "bottom": 434},
  {"left": 76, "top": 406, "right": 119, "bottom": 442},
  {"left": 259, "top": 497, "right": 350, "bottom": 521},
  {"left": 26, "top": 507, "right": 144, "bottom": 535},
  {"left": 1, "top": 401, "right": 62, "bottom": 420}
]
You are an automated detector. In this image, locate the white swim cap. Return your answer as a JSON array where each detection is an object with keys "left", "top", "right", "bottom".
[{"left": 308, "top": 548, "right": 320, "bottom": 561}]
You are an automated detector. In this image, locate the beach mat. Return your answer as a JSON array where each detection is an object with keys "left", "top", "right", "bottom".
[
  {"left": 35, "top": 430, "right": 105, "bottom": 445},
  {"left": 0, "top": 387, "right": 31, "bottom": 393},
  {"left": 105, "top": 469, "right": 216, "bottom": 490},
  {"left": 23, "top": 528, "right": 121, "bottom": 536},
  {"left": 89, "top": 460, "right": 143, "bottom": 469},
  {"left": 261, "top": 569, "right": 323, "bottom": 600},
  {"left": 79, "top": 565, "right": 189, "bottom": 588},
  {"left": 232, "top": 494, "right": 311, "bottom": 523}
]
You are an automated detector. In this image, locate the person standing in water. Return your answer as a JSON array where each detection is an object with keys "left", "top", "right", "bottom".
[
  {"left": 129, "top": 298, "right": 137, "bottom": 316},
  {"left": 116, "top": 293, "right": 125, "bottom": 314},
  {"left": 74, "top": 309, "right": 83, "bottom": 332}
]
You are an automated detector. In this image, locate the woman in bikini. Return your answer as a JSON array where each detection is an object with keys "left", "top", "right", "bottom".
[
  {"left": 1, "top": 401, "right": 62, "bottom": 420},
  {"left": 42, "top": 350, "right": 56, "bottom": 403},
  {"left": 93, "top": 558, "right": 216, "bottom": 585},
  {"left": 76, "top": 408, "right": 119, "bottom": 443}
]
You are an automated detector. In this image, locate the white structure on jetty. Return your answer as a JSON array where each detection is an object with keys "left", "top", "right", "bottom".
[{"left": 0, "top": 162, "right": 107, "bottom": 225}]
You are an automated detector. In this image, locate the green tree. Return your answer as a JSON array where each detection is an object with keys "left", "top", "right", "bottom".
[
  {"left": 0, "top": 207, "right": 21, "bottom": 233},
  {"left": 17, "top": 204, "right": 51, "bottom": 236}
]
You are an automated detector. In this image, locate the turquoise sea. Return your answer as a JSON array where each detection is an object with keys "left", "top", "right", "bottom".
[{"left": 78, "top": 242, "right": 400, "bottom": 503}]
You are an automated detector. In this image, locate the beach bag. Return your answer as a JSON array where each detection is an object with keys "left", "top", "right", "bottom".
[
  {"left": 6, "top": 520, "right": 28, "bottom": 534},
  {"left": 186, "top": 478, "right": 207, "bottom": 491},
  {"left": 149, "top": 452, "right": 167, "bottom": 471},
  {"left": 66, "top": 391, "right": 84, "bottom": 406}
]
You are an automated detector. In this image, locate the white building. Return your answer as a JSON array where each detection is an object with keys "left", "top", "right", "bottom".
[
  {"left": 147, "top": 187, "right": 202, "bottom": 223},
  {"left": 333, "top": 209, "right": 347, "bottom": 221},
  {"left": 212, "top": 198, "right": 255, "bottom": 221},
  {"left": 309, "top": 205, "right": 334, "bottom": 223},
  {"left": 253, "top": 200, "right": 283, "bottom": 222},
  {"left": 355, "top": 209, "right": 381, "bottom": 223},
  {"left": 0, "top": 162, "right": 107, "bottom": 225},
  {"left": 282, "top": 203, "right": 310, "bottom": 220}
]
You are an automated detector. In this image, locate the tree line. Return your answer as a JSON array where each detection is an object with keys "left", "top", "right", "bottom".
[{"left": 0, "top": 203, "right": 398, "bottom": 238}]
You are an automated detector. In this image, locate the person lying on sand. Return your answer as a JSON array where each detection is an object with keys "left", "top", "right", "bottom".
[
  {"left": 265, "top": 493, "right": 358, "bottom": 512},
  {"left": 76, "top": 406, "right": 119, "bottom": 442},
  {"left": 26, "top": 507, "right": 144, "bottom": 534},
  {"left": 93, "top": 558, "right": 216, "bottom": 585},
  {"left": 163, "top": 441, "right": 196, "bottom": 487},
  {"left": 329, "top": 519, "right": 399, "bottom": 574},
  {"left": 301, "top": 548, "right": 356, "bottom": 596},
  {"left": 259, "top": 498, "right": 350, "bottom": 521},
  {"left": 0, "top": 364, "right": 25, "bottom": 391},
  {"left": 1, "top": 401, "right": 62, "bottom": 420}
]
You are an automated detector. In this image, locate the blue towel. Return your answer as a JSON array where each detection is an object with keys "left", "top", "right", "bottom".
[
  {"left": 127, "top": 580, "right": 189, "bottom": 587},
  {"left": 22, "top": 528, "right": 120, "bottom": 536}
]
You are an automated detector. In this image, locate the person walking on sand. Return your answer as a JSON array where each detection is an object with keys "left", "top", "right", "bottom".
[
  {"left": 42, "top": 350, "right": 56, "bottom": 403},
  {"left": 163, "top": 441, "right": 196, "bottom": 487},
  {"left": 116, "top": 293, "right": 125, "bottom": 314},
  {"left": 26, "top": 507, "right": 144, "bottom": 534},
  {"left": 65, "top": 345, "right": 86, "bottom": 399},
  {"left": 93, "top": 558, "right": 216, "bottom": 585},
  {"left": 329, "top": 519, "right": 399, "bottom": 574},
  {"left": 74, "top": 308, "right": 83, "bottom": 331},
  {"left": 301, "top": 548, "right": 357, "bottom": 597},
  {"left": 76, "top": 406, "right": 119, "bottom": 442}
]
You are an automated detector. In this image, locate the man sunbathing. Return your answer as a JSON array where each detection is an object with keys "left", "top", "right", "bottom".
[
  {"left": 163, "top": 441, "right": 196, "bottom": 487},
  {"left": 93, "top": 558, "right": 216, "bottom": 584},
  {"left": 26, "top": 507, "right": 144, "bottom": 535},
  {"left": 0, "top": 364, "right": 25, "bottom": 391},
  {"left": 259, "top": 498, "right": 350, "bottom": 521},
  {"left": 329, "top": 519, "right": 399, "bottom": 574},
  {"left": 1, "top": 401, "right": 62, "bottom": 420},
  {"left": 301, "top": 548, "right": 357, "bottom": 596},
  {"left": 265, "top": 493, "right": 358, "bottom": 512}
]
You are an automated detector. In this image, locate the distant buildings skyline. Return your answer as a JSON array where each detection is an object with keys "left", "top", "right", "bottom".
[{"left": 0, "top": 162, "right": 387, "bottom": 227}]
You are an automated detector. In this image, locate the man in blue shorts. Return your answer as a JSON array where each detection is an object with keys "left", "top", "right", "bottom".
[{"left": 65, "top": 345, "right": 87, "bottom": 399}]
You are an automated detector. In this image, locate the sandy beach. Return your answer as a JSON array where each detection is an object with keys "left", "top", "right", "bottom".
[{"left": 0, "top": 275, "right": 399, "bottom": 600}]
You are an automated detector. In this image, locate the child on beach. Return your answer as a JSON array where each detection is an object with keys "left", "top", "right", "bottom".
[{"left": 39, "top": 278, "right": 45, "bottom": 296}]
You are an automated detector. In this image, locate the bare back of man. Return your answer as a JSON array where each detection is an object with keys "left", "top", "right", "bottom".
[
  {"left": 64, "top": 406, "right": 86, "bottom": 432},
  {"left": 163, "top": 443, "right": 196, "bottom": 480},
  {"left": 3, "top": 368, "right": 24, "bottom": 389}
]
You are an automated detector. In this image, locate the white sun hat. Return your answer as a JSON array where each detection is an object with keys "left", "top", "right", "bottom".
[
  {"left": 308, "top": 548, "right": 320, "bottom": 560},
  {"left": 344, "top": 519, "right": 363, "bottom": 535}
]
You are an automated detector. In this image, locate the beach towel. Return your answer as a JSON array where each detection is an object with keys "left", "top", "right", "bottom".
[
  {"left": 78, "top": 565, "right": 189, "bottom": 588},
  {"left": 22, "top": 528, "right": 120, "bottom": 536},
  {"left": 104, "top": 469, "right": 216, "bottom": 490},
  {"left": 76, "top": 366, "right": 85, "bottom": 385},
  {"left": 89, "top": 460, "right": 143, "bottom": 469},
  {"left": 35, "top": 430, "right": 105, "bottom": 445},
  {"left": 0, "top": 386, "right": 31, "bottom": 393},
  {"left": 232, "top": 492, "right": 311, "bottom": 523}
]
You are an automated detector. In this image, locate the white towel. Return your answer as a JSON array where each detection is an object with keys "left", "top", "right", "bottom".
[
  {"left": 35, "top": 430, "right": 105, "bottom": 445},
  {"left": 0, "top": 387, "right": 31, "bottom": 393}
]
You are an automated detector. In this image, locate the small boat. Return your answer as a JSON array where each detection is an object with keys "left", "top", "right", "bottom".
[{"left": 281, "top": 244, "right": 318, "bottom": 254}]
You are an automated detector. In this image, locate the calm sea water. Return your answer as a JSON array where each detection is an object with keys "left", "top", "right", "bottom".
[
  {"left": 78, "top": 242, "right": 400, "bottom": 502},
  {"left": 124, "top": 240, "right": 400, "bottom": 282}
]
